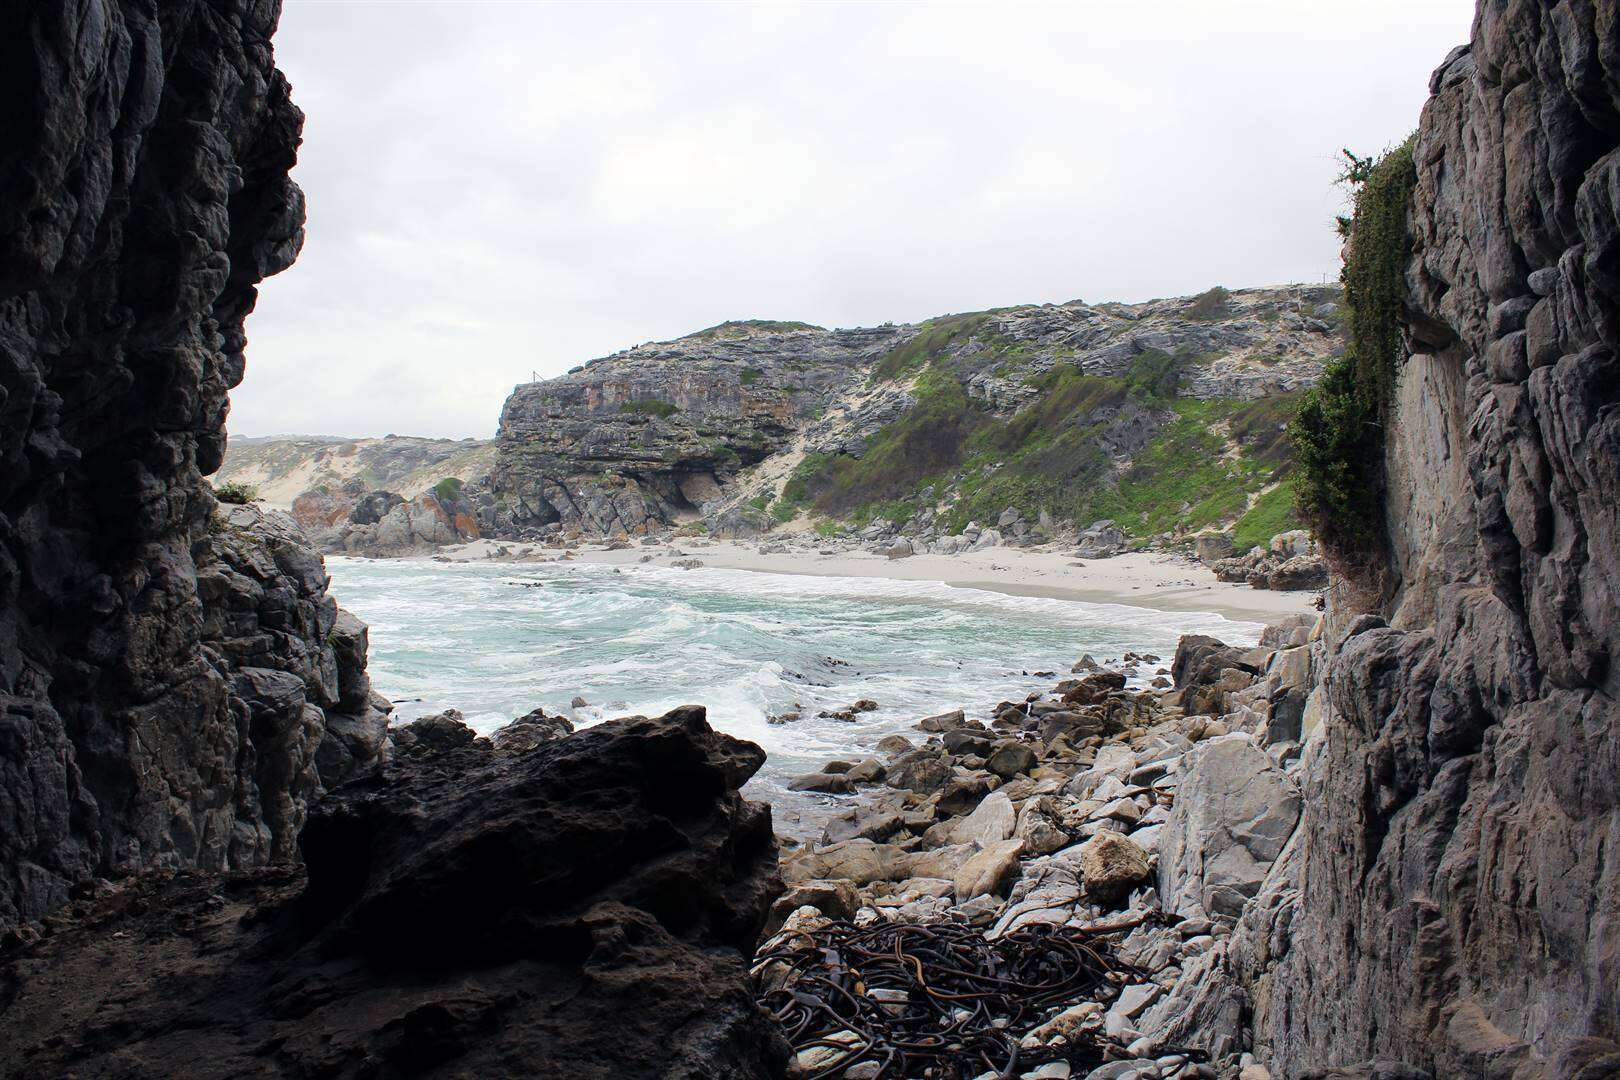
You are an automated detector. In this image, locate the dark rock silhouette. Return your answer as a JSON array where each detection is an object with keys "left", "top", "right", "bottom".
[
  {"left": 0, "top": 0, "right": 396, "bottom": 929},
  {"left": 0, "top": 706, "right": 788, "bottom": 1079}
]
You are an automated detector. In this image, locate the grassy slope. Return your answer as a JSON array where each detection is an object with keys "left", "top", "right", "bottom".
[{"left": 774, "top": 324, "right": 1304, "bottom": 546}]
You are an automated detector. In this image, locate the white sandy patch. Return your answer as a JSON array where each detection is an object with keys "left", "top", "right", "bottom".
[{"left": 432, "top": 537, "right": 1316, "bottom": 623}]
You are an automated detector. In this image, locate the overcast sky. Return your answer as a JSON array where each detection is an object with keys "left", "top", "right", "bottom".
[{"left": 231, "top": 0, "right": 1476, "bottom": 440}]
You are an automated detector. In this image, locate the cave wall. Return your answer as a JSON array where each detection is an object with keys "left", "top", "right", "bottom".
[
  {"left": 0, "top": 0, "right": 384, "bottom": 930},
  {"left": 1265, "top": 4, "right": 1620, "bottom": 1076}
]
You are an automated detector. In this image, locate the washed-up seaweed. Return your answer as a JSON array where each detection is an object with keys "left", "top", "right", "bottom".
[{"left": 756, "top": 916, "right": 1203, "bottom": 1078}]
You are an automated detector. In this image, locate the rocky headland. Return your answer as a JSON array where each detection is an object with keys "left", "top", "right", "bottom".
[
  {"left": 484, "top": 287, "right": 1334, "bottom": 555},
  {"left": 228, "top": 288, "right": 1336, "bottom": 587}
]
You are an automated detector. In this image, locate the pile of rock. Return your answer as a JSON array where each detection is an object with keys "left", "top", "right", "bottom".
[
  {"left": 1206, "top": 530, "right": 1326, "bottom": 592},
  {"left": 762, "top": 619, "right": 1324, "bottom": 1079}
]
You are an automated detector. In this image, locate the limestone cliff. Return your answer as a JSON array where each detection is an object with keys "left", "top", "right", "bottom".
[
  {"left": 489, "top": 287, "right": 1337, "bottom": 544},
  {"left": 490, "top": 321, "right": 904, "bottom": 535},
  {"left": 0, "top": 1, "right": 385, "bottom": 930},
  {"left": 1266, "top": 8, "right": 1620, "bottom": 1073}
]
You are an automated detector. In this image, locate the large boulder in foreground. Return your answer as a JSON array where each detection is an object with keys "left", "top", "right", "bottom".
[{"left": 0, "top": 707, "right": 788, "bottom": 1080}]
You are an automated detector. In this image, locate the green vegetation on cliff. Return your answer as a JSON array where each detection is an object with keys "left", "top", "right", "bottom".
[
  {"left": 213, "top": 481, "right": 258, "bottom": 505},
  {"left": 620, "top": 399, "right": 680, "bottom": 418},
  {"left": 874, "top": 314, "right": 993, "bottom": 380},
  {"left": 1290, "top": 137, "right": 1416, "bottom": 549},
  {"left": 786, "top": 351, "right": 1302, "bottom": 544},
  {"left": 687, "top": 319, "right": 823, "bottom": 340}
]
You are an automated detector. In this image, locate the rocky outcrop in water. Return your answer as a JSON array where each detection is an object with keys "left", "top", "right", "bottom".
[
  {"left": 0, "top": 1, "right": 406, "bottom": 930},
  {"left": 0, "top": 706, "right": 787, "bottom": 1079}
]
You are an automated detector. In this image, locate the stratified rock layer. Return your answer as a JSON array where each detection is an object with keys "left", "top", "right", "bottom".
[
  {"left": 1259, "top": 8, "right": 1620, "bottom": 1077},
  {"left": 0, "top": 707, "right": 788, "bottom": 1080},
  {"left": 0, "top": 2, "right": 387, "bottom": 930},
  {"left": 490, "top": 324, "right": 903, "bottom": 535}
]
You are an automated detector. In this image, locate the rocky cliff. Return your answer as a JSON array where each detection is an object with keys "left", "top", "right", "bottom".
[
  {"left": 1270, "top": 8, "right": 1620, "bottom": 1074},
  {"left": 489, "top": 288, "right": 1337, "bottom": 546},
  {"left": 0, "top": 1, "right": 386, "bottom": 930},
  {"left": 1146, "top": 7, "right": 1620, "bottom": 1077},
  {"left": 489, "top": 321, "right": 905, "bottom": 535}
]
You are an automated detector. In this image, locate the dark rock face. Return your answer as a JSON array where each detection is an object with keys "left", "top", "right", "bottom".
[
  {"left": 0, "top": 2, "right": 390, "bottom": 930},
  {"left": 0, "top": 707, "right": 788, "bottom": 1079},
  {"left": 1261, "top": 8, "right": 1620, "bottom": 1076}
]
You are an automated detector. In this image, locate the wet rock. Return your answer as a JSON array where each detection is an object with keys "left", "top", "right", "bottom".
[
  {"left": 789, "top": 772, "right": 856, "bottom": 794},
  {"left": 844, "top": 758, "right": 887, "bottom": 784},
  {"left": 917, "top": 708, "right": 972, "bottom": 732},
  {"left": 489, "top": 707, "right": 574, "bottom": 752},
  {"left": 394, "top": 709, "right": 479, "bottom": 755}
]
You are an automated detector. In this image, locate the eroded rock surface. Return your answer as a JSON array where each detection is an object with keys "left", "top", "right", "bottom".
[
  {"left": 0, "top": 706, "right": 787, "bottom": 1079},
  {"left": 0, "top": 1, "right": 392, "bottom": 930},
  {"left": 1176, "top": 10, "right": 1620, "bottom": 1077}
]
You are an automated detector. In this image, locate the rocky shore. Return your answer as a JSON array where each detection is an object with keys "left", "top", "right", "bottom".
[{"left": 754, "top": 617, "right": 1318, "bottom": 1080}]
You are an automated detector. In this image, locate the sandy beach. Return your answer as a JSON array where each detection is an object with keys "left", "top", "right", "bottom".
[{"left": 432, "top": 537, "right": 1318, "bottom": 624}]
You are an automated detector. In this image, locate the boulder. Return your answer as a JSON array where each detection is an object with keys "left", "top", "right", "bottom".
[
  {"left": 986, "top": 741, "right": 1037, "bottom": 778},
  {"left": 1075, "top": 832, "right": 1151, "bottom": 903},
  {"left": 1158, "top": 734, "right": 1300, "bottom": 917},
  {"left": 950, "top": 790, "right": 1017, "bottom": 846},
  {"left": 489, "top": 707, "right": 574, "bottom": 752},
  {"left": 1194, "top": 532, "right": 1235, "bottom": 565},
  {"left": 885, "top": 750, "right": 954, "bottom": 794},
  {"left": 954, "top": 839, "right": 1025, "bottom": 901},
  {"left": 917, "top": 709, "right": 971, "bottom": 732},
  {"left": 788, "top": 772, "right": 855, "bottom": 794},
  {"left": 763, "top": 879, "right": 861, "bottom": 937},
  {"left": 1260, "top": 554, "right": 1328, "bottom": 591},
  {"left": 394, "top": 709, "right": 479, "bottom": 755}
]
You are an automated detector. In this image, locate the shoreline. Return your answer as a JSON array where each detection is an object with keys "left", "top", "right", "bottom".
[{"left": 428, "top": 537, "right": 1318, "bottom": 624}]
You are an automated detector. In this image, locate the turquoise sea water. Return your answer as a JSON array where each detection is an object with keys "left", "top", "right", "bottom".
[{"left": 325, "top": 557, "right": 1260, "bottom": 834}]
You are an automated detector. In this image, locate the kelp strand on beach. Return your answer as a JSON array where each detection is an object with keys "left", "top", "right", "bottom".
[{"left": 756, "top": 917, "right": 1207, "bottom": 1078}]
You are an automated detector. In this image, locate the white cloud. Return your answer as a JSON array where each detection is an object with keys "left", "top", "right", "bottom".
[{"left": 231, "top": 0, "right": 1477, "bottom": 439}]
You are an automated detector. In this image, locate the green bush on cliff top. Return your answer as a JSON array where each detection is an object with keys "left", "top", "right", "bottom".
[
  {"left": 214, "top": 481, "right": 257, "bottom": 505},
  {"left": 1290, "top": 136, "right": 1416, "bottom": 550}
]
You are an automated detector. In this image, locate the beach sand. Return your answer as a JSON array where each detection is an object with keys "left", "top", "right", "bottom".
[{"left": 434, "top": 537, "right": 1318, "bottom": 624}]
